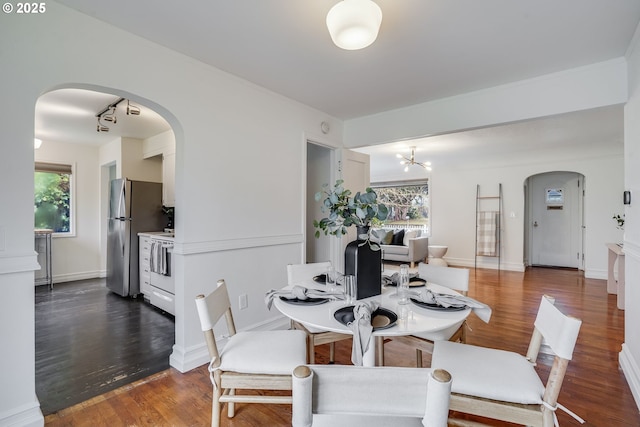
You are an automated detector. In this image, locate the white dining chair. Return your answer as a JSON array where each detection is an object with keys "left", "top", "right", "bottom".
[
  {"left": 195, "top": 279, "right": 308, "bottom": 427},
  {"left": 287, "top": 262, "right": 351, "bottom": 364},
  {"left": 292, "top": 364, "right": 452, "bottom": 427},
  {"left": 387, "top": 263, "right": 470, "bottom": 367},
  {"left": 431, "top": 295, "right": 583, "bottom": 427}
]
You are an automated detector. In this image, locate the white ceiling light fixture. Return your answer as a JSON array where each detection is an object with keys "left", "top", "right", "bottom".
[
  {"left": 34, "top": 138, "right": 42, "bottom": 149},
  {"left": 396, "top": 146, "right": 432, "bottom": 172},
  {"left": 326, "top": 0, "right": 382, "bottom": 50}
]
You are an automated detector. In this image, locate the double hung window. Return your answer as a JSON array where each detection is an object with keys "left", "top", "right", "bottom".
[{"left": 34, "top": 162, "right": 73, "bottom": 235}]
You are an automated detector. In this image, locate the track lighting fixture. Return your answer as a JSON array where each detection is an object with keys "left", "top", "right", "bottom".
[
  {"left": 96, "top": 116, "right": 109, "bottom": 132},
  {"left": 396, "top": 146, "right": 432, "bottom": 172},
  {"left": 101, "top": 107, "right": 117, "bottom": 123},
  {"left": 95, "top": 97, "right": 141, "bottom": 132},
  {"left": 126, "top": 100, "right": 140, "bottom": 116}
]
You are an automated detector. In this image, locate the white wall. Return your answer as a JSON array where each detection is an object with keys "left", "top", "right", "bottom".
[
  {"left": 34, "top": 141, "right": 103, "bottom": 283},
  {"left": 621, "top": 22, "right": 640, "bottom": 410},
  {"left": 0, "top": 3, "right": 341, "bottom": 425}
]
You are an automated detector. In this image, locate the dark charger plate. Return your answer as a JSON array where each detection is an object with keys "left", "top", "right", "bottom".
[
  {"left": 334, "top": 306, "right": 398, "bottom": 330},
  {"left": 410, "top": 298, "right": 466, "bottom": 311},
  {"left": 279, "top": 296, "right": 329, "bottom": 305},
  {"left": 312, "top": 274, "right": 327, "bottom": 284}
]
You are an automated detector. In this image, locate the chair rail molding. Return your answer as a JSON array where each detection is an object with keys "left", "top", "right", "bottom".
[
  {"left": 174, "top": 233, "right": 303, "bottom": 256},
  {"left": 0, "top": 251, "right": 40, "bottom": 275}
]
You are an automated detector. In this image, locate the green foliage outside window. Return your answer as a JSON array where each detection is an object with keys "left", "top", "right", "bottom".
[
  {"left": 35, "top": 171, "right": 71, "bottom": 232},
  {"left": 373, "top": 183, "right": 429, "bottom": 226}
]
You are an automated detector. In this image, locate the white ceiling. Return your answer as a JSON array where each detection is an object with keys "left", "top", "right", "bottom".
[
  {"left": 37, "top": 1, "right": 638, "bottom": 164},
  {"left": 36, "top": 88, "right": 171, "bottom": 146},
  {"left": 354, "top": 104, "right": 624, "bottom": 182}
]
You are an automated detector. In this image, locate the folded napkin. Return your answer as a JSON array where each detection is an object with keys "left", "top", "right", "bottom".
[
  {"left": 348, "top": 301, "right": 380, "bottom": 366},
  {"left": 264, "top": 285, "right": 344, "bottom": 310},
  {"left": 419, "top": 289, "right": 492, "bottom": 323},
  {"left": 382, "top": 272, "right": 420, "bottom": 286}
]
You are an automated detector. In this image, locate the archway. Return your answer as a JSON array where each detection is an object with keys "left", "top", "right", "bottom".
[{"left": 33, "top": 84, "right": 182, "bottom": 413}]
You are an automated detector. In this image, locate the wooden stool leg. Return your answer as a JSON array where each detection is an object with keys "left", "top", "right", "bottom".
[
  {"left": 416, "top": 349, "right": 423, "bottom": 368},
  {"left": 329, "top": 342, "right": 335, "bottom": 363}
]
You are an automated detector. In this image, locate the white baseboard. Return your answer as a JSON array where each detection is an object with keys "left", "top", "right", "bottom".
[
  {"left": 169, "top": 315, "right": 290, "bottom": 373},
  {"left": 51, "top": 270, "right": 105, "bottom": 283},
  {"left": 0, "top": 400, "right": 44, "bottom": 427},
  {"left": 444, "top": 257, "right": 525, "bottom": 272},
  {"left": 584, "top": 268, "right": 607, "bottom": 280},
  {"left": 620, "top": 344, "right": 640, "bottom": 412}
]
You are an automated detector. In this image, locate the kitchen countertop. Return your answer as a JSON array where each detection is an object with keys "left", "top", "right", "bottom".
[{"left": 138, "top": 231, "right": 175, "bottom": 240}]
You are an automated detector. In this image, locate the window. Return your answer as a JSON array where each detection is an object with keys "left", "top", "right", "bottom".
[
  {"left": 34, "top": 162, "right": 73, "bottom": 235},
  {"left": 371, "top": 180, "right": 430, "bottom": 235}
]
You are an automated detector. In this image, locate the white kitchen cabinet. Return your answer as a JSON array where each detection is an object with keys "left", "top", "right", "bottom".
[
  {"left": 162, "top": 152, "right": 175, "bottom": 207},
  {"left": 139, "top": 235, "right": 152, "bottom": 296}
]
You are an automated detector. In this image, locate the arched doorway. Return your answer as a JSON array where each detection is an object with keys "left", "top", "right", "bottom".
[
  {"left": 524, "top": 171, "right": 585, "bottom": 270},
  {"left": 33, "top": 86, "right": 180, "bottom": 414}
]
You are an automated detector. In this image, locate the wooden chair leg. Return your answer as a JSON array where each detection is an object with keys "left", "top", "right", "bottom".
[
  {"left": 228, "top": 388, "right": 235, "bottom": 417},
  {"left": 212, "top": 387, "right": 222, "bottom": 427},
  {"left": 376, "top": 336, "right": 385, "bottom": 366},
  {"left": 329, "top": 342, "right": 335, "bottom": 363},
  {"left": 416, "top": 349, "right": 423, "bottom": 368},
  {"left": 308, "top": 335, "right": 315, "bottom": 364}
]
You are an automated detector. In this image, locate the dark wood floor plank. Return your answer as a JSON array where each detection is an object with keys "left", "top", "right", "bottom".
[
  {"left": 35, "top": 278, "right": 175, "bottom": 415},
  {"left": 44, "top": 267, "right": 640, "bottom": 427}
]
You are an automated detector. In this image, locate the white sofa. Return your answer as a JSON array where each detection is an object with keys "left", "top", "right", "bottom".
[{"left": 371, "top": 227, "right": 429, "bottom": 268}]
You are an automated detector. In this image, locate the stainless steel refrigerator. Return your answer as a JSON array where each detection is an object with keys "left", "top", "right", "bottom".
[{"left": 107, "top": 178, "right": 165, "bottom": 297}]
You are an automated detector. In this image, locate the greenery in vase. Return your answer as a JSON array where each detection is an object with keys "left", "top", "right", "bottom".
[
  {"left": 313, "top": 179, "right": 388, "bottom": 246},
  {"left": 613, "top": 214, "right": 625, "bottom": 230}
]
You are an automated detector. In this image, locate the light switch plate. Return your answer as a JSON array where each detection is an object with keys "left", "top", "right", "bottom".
[{"left": 239, "top": 294, "right": 248, "bottom": 310}]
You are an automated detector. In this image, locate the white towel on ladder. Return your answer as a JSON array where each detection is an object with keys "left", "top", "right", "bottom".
[{"left": 477, "top": 211, "right": 498, "bottom": 257}]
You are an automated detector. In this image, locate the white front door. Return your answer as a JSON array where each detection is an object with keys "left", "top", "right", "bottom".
[{"left": 529, "top": 172, "right": 584, "bottom": 268}]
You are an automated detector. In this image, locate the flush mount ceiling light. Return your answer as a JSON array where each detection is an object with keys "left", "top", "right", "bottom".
[
  {"left": 396, "top": 147, "right": 432, "bottom": 172},
  {"left": 326, "top": 0, "right": 382, "bottom": 50}
]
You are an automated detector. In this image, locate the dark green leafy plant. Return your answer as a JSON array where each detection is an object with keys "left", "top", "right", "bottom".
[
  {"left": 313, "top": 180, "right": 388, "bottom": 246},
  {"left": 613, "top": 214, "right": 625, "bottom": 230}
]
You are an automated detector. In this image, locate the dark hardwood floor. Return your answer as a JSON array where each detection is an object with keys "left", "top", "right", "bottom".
[
  {"left": 35, "top": 278, "right": 175, "bottom": 415},
  {"left": 44, "top": 268, "right": 640, "bottom": 426}
]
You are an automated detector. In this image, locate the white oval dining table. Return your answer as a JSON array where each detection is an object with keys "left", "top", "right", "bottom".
[{"left": 273, "top": 281, "right": 471, "bottom": 367}]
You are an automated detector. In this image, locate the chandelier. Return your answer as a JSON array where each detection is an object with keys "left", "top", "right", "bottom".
[{"left": 396, "top": 147, "right": 432, "bottom": 172}]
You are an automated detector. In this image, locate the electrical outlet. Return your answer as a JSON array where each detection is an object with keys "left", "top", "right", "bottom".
[{"left": 239, "top": 294, "right": 248, "bottom": 310}]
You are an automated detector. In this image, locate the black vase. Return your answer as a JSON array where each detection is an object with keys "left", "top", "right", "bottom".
[{"left": 344, "top": 225, "right": 382, "bottom": 300}]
